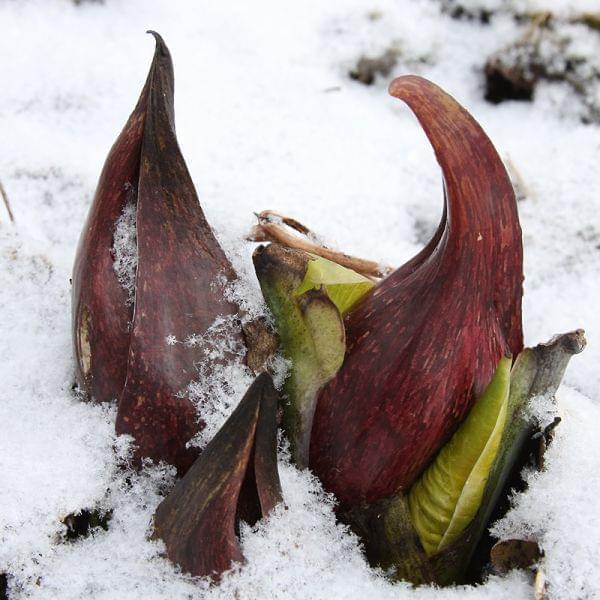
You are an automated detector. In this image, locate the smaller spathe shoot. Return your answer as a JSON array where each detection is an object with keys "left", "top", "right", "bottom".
[
  {"left": 152, "top": 373, "right": 282, "bottom": 580},
  {"left": 409, "top": 356, "right": 512, "bottom": 556},
  {"left": 72, "top": 32, "right": 241, "bottom": 473}
]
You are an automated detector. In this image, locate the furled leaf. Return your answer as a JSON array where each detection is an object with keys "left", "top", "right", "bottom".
[
  {"left": 339, "top": 331, "right": 584, "bottom": 586},
  {"left": 152, "top": 373, "right": 282, "bottom": 580},
  {"left": 253, "top": 244, "right": 350, "bottom": 467},
  {"left": 296, "top": 255, "right": 375, "bottom": 316},
  {"left": 428, "top": 329, "right": 586, "bottom": 584},
  {"left": 408, "top": 356, "right": 511, "bottom": 555}
]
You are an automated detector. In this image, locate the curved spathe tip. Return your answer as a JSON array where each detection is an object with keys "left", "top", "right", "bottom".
[
  {"left": 388, "top": 74, "right": 426, "bottom": 96},
  {"left": 387, "top": 73, "right": 523, "bottom": 358},
  {"left": 146, "top": 29, "right": 164, "bottom": 44},
  {"left": 146, "top": 30, "right": 171, "bottom": 60}
]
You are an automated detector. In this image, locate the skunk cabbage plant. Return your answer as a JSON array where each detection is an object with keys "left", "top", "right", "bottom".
[
  {"left": 253, "top": 75, "right": 584, "bottom": 585},
  {"left": 71, "top": 33, "right": 241, "bottom": 473}
]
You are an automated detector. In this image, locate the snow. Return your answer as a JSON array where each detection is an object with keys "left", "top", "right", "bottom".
[
  {"left": 111, "top": 198, "right": 137, "bottom": 305},
  {"left": 492, "top": 388, "right": 600, "bottom": 599},
  {"left": 1, "top": 0, "right": 599, "bottom": 598},
  {"left": 184, "top": 316, "right": 255, "bottom": 449}
]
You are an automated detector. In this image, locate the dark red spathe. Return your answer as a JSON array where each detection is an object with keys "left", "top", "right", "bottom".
[{"left": 309, "top": 76, "right": 523, "bottom": 508}]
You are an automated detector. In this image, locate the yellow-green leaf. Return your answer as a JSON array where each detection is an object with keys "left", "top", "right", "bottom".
[
  {"left": 296, "top": 255, "right": 374, "bottom": 316},
  {"left": 408, "top": 356, "right": 512, "bottom": 556}
]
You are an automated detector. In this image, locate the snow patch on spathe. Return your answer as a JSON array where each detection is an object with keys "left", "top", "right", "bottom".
[
  {"left": 112, "top": 193, "right": 138, "bottom": 306},
  {"left": 181, "top": 314, "right": 254, "bottom": 449}
]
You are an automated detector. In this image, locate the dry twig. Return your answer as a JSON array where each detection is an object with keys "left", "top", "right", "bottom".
[
  {"left": 0, "top": 179, "right": 15, "bottom": 223},
  {"left": 248, "top": 210, "right": 392, "bottom": 279}
]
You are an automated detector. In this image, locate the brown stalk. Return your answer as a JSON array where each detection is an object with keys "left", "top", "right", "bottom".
[{"left": 248, "top": 210, "right": 392, "bottom": 279}]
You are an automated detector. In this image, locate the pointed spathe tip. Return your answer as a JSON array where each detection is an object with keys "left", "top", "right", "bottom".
[
  {"left": 146, "top": 29, "right": 163, "bottom": 43},
  {"left": 146, "top": 30, "right": 169, "bottom": 56}
]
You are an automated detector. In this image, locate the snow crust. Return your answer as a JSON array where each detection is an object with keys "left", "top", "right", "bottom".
[{"left": 1, "top": 0, "right": 599, "bottom": 598}]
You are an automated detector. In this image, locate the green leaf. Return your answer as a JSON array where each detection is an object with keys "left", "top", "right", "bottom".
[
  {"left": 296, "top": 255, "right": 375, "bottom": 317},
  {"left": 253, "top": 244, "right": 346, "bottom": 468},
  {"left": 408, "top": 356, "right": 512, "bottom": 556}
]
